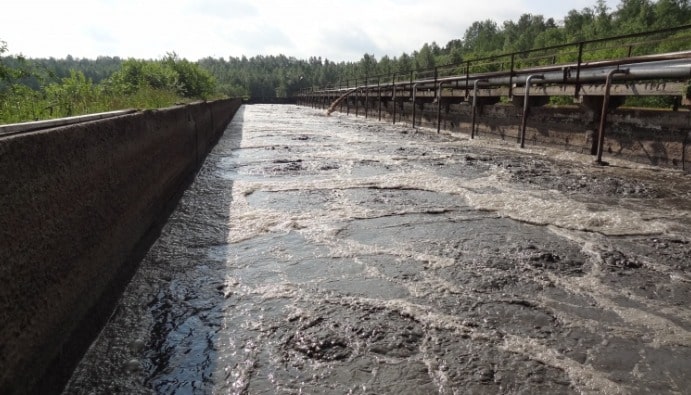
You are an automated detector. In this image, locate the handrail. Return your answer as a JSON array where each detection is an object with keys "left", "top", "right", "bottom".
[
  {"left": 303, "top": 24, "right": 691, "bottom": 95},
  {"left": 307, "top": 49, "right": 691, "bottom": 97}
]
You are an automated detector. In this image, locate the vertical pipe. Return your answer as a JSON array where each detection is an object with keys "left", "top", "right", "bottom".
[
  {"left": 436, "top": 81, "right": 447, "bottom": 133},
  {"left": 355, "top": 82, "right": 359, "bottom": 117},
  {"left": 410, "top": 71, "right": 414, "bottom": 126},
  {"left": 465, "top": 61, "right": 471, "bottom": 99},
  {"left": 520, "top": 75, "right": 544, "bottom": 149},
  {"left": 596, "top": 69, "right": 629, "bottom": 165},
  {"left": 435, "top": 67, "right": 440, "bottom": 129},
  {"left": 575, "top": 42, "right": 584, "bottom": 98},
  {"left": 392, "top": 80, "right": 397, "bottom": 125},
  {"left": 391, "top": 73, "right": 396, "bottom": 123},
  {"left": 471, "top": 79, "right": 488, "bottom": 139},
  {"left": 412, "top": 83, "right": 418, "bottom": 128},
  {"left": 378, "top": 79, "right": 382, "bottom": 121},
  {"left": 346, "top": 91, "right": 350, "bottom": 115},
  {"left": 508, "top": 53, "right": 515, "bottom": 98},
  {"left": 365, "top": 76, "right": 369, "bottom": 119}
]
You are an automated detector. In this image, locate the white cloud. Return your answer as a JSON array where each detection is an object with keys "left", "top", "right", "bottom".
[{"left": 0, "top": 0, "right": 621, "bottom": 61}]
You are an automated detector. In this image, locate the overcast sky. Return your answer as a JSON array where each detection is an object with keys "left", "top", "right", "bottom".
[{"left": 2, "top": 0, "right": 621, "bottom": 62}]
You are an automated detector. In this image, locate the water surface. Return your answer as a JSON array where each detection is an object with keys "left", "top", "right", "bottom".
[{"left": 64, "top": 104, "right": 691, "bottom": 394}]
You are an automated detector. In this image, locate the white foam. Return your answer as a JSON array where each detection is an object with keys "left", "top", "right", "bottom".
[{"left": 217, "top": 104, "right": 690, "bottom": 393}]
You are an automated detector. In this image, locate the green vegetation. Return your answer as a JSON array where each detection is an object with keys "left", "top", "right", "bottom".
[
  {"left": 1, "top": 49, "right": 216, "bottom": 124},
  {"left": 197, "top": 0, "right": 691, "bottom": 99},
  {"left": 2, "top": 0, "right": 691, "bottom": 124}
]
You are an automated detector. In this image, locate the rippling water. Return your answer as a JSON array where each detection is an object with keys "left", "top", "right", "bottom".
[{"left": 64, "top": 104, "right": 691, "bottom": 394}]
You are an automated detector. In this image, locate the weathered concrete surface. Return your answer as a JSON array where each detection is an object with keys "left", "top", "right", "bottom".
[
  {"left": 329, "top": 99, "right": 691, "bottom": 170},
  {"left": 0, "top": 99, "right": 240, "bottom": 394}
]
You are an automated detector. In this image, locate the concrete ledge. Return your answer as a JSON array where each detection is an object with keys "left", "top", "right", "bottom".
[
  {"left": 0, "top": 99, "right": 241, "bottom": 394},
  {"left": 0, "top": 109, "right": 138, "bottom": 136}
]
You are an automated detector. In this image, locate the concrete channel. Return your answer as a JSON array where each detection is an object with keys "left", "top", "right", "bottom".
[
  {"left": 62, "top": 104, "right": 691, "bottom": 394},
  {"left": 0, "top": 99, "right": 241, "bottom": 394}
]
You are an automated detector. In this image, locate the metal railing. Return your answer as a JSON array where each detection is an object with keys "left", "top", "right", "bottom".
[{"left": 302, "top": 23, "right": 691, "bottom": 96}]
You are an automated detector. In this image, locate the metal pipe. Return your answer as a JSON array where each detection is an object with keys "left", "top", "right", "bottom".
[
  {"left": 392, "top": 78, "right": 397, "bottom": 125},
  {"left": 596, "top": 69, "right": 630, "bottom": 165},
  {"left": 346, "top": 92, "right": 350, "bottom": 115},
  {"left": 411, "top": 83, "right": 419, "bottom": 128},
  {"left": 520, "top": 75, "right": 544, "bottom": 148},
  {"left": 394, "top": 53, "right": 691, "bottom": 90},
  {"left": 365, "top": 76, "right": 369, "bottom": 119},
  {"left": 355, "top": 86, "right": 359, "bottom": 117},
  {"left": 436, "top": 81, "right": 448, "bottom": 133},
  {"left": 378, "top": 79, "right": 382, "bottom": 122},
  {"left": 471, "top": 79, "right": 488, "bottom": 139},
  {"left": 508, "top": 54, "right": 516, "bottom": 98},
  {"left": 575, "top": 42, "right": 584, "bottom": 98}
]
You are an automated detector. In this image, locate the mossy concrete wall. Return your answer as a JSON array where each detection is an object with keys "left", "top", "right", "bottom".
[{"left": 0, "top": 99, "right": 241, "bottom": 394}]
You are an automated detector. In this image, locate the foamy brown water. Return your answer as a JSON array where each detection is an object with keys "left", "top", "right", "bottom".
[{"left": 64, "top": 104, "right": 691, "bottom": 394}]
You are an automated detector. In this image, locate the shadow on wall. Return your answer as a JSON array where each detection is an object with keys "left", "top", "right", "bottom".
[{"left": 0, "top": 99, "right": 241, "bottom": 395}]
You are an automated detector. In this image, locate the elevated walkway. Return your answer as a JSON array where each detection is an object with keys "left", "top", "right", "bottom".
[{"left": 298, "top": 25, "right": 691, "bottom": 168}]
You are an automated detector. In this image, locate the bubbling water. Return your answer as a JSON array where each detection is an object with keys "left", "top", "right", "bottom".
[{"left": 64, "top": 104, "right": 691, "bottom": 395}]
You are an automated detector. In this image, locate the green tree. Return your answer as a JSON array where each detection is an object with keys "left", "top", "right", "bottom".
[
  {"left": 359, "top": 53, "right": 377, "bottom": 78},
  {"left": 163, "top": 52, "right": 215, "bottom": 99},
  {"left": 614, "top": 0, "right": 654, "bottom": 33},
  {"left": 397, "top": 53, "right": 413, "bottom": 74},
  {"left": 415, "top": 43, "right": 436, "bottom": 70},
  {"left": 45, "top": 70, "right": 100, "bottom": 116},
  {"left": 592, "top": 0, "right": 615, "bottom": 38},
  {"left": 107, "top": 59, "right": 178, "bottom": 94},
  {"left": 463, "top": 20, "right": 503, "bottom": 54},
  {"left": 0, "top": 39, "right": 11, "bottom": 82}
]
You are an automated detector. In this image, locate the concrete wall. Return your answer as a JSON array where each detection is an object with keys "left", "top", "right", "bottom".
[
  {"left": 0, "top": 99, "right": 241, "bottom": 394},
  {"left": 333, "top": 98, "right": 691, "bottom": 170}
]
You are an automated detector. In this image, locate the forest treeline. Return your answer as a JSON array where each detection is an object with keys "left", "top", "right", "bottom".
[
  {"left": 202, "top": 0, "right": 691, "bottom": 98},
  {"left": 2, "top": 0, "right": 691, "bottom": 123},
  {"left": 0, "top": 48, "right": 217, "bottom": 123}
]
